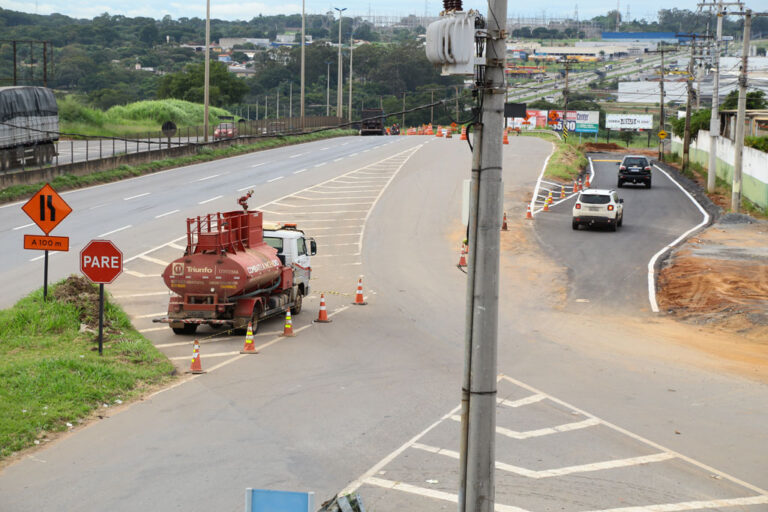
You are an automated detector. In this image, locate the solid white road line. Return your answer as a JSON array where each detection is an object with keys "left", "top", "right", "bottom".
[
  {"left": 196, "top": 173, "right": 221, "bottom": 182},
  {"left": 13, "top": 223, "right": 34, "bottom": 230},
  {"left": 497, "top": 394, "right": 546, "bottom": 408},
  {"left": 448, "top": 415, "right": 599, "bottom": 440},
  {"left": 98, "top": 225, "right": 132, "bottom": 237},
  {"left": 198, "top": 195, "right": 222, "bottom": 204},
  {"left": 124, "top": 192, "right": 150, "bottom": 200},
  {"left": 584, "top": 495, "right": 768, "bottom": 512},
  {"left": 154, "top": 209, "right": 179, "bottom": 219},
  {"left": 138, "top": 327, "right": 169, "bottom": 333},
  {"left": 647, "top": 164, "right": 710, "bottom": 313},
  {"left": 124, "top": 270, "right": 160, "bottom": 278},
  {"left": 138, "top": 254, "right": 168, "bottom": 266},
  {"left": 363, "top": 477, "right": 530, "bottom": 512},
  {"left": 133, "top": 312, "right": 167, "bottom": 319},
  {"left": 499, "top": 374, "right": 768, "bottom": 496},
  {"left": 411, "top": 442, "right": 674, "bottom": 479},
  {"left": 267, "top": 176, "right": 284, "bottom": 183}
]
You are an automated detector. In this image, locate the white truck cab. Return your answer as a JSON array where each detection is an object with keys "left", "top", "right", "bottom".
[{"left": 263, "top": 223, "right": 316, "bottom": 299}]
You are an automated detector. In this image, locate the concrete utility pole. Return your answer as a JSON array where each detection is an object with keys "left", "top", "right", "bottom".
[
  {"left": 349, "top": 34, "right": 354, "bottom": 122},
  {"left": 300, "top": 0, "right": 306, "bottom": 122},
  {"left": 335, "top": 7, "right": 347, "bottom": 119},
  {"left": 677, "top": 33, "right": 711, "bottom": 173},
  {"left": 402, "top": 92, "right": 406, "bottom": 128},
  {"left": 326, "top": 61, "right": 331, "bottom": 116},
  {"left": 708, "top": 1, "right": 725, "bottom": 192},
  {"left": 458, "top": 0, "right": 507, "bottom": 510},
  {"left": 289, "top": 82, "right": 293, "bottom": 120},
  {"left": 732, "top": 9, "right": 751, "bottom": 212},
  {"left": 203, "top": 0, "right": 211, "bottom": 142},
  {"left": 659, "top": 48, "right": 666, "bottom": 161}
]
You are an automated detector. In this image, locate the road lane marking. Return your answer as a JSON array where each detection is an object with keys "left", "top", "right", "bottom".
[
  {"left": 294, "top": 168, "right": 308, "bottom": 174},
  {"left": 251, "top": 162, "right": 266, "bottom": 168},
  {"left": 647, "top": 164, "right": 711, "bottom": 313},
  {"left": 133, "top": 312, "right": 167, "bottom": 319},
  {"left": 363, "top": 478, "right": 530, "bottom": 512},
  {"left": 411, "top": 442, "right": 675, "bottom": 478},
  {"left": 138, "top": 255, "right": 168, "bottom": 266},
  {"left": 170, "top": 351, "right": 239, "bottom": 360},
  {"left": 124, "top": 192, "right": 150, "bottom": 200},
  {"left": 319, "top": 147, "right": 330, "bottom": 151},
  {"left": 138, "top": 326, "right": 168, "bottom": 333},
  {"left": 267, "top": 176, "right": 284, "bottom": 183},
  {"left": 114, "top": 291, "right": 170, "bottom": 298},
  {"left": 155, "top": 209, "right": 179, "bottom": 219},
  {"left": 238, "top": 185, "right": 256, "bottom": 191},
  {"left": 448, "top": 415, "right": 600, "bottom": 439},
  {"left": 196, "top": 173, "right": 221, "bottom": 182},
  {"left": 98, "top": 225, "right": 132, "bottom": 237},
  {"left": 30, "top": 252, "right": 59, "bottom": 262},
  {"left": 584, "top": 496, "right": 768, "bottom": 512},
  {"left": 13, "top": 223, "right": 34, "bottom": 230},
  {"left": 168, "top": 242, "right": 186, "bottom": 251},
  {"left": 334, "top": 157, "right": 345, "bottom": 162},
  {"left": 89, "top": 204, "right": 107, "bottom": 210},
  {"left": 289, "top": 153, "right": 306, "bottom": 159},
  {"left": 125, "top": 270, "right": 160, "bottom": 278},
  {"left": 497, "top": 394, "right": 546, "bottom": 407},
  {"left": 499, "top": 374, "right": 768, "bottom": 496},
  {"left": 592, "top": 159, "right": 622, "bottom": 162},
  {"left": 315, "top": 162, "right": 327, "bottom": 167},
  {"left": 271, "top": 201, "right": 373, "bottom": 207},
  {"left": 198, "top": 195, "right": 222, "bottom": 204}
]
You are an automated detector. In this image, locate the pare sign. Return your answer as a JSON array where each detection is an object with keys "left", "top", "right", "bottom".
[{"left": 80, "top": 240, "right": 123, "bottom": 284}]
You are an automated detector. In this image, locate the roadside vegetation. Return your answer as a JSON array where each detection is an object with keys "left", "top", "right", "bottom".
[
  {"left": 0, "top": 277, "right": 175, "bottom": 460},
  {"left": 0, "top": 129, "right": 355, "bottom": 204},
  {"left": 518, "top": 132, "right": 588, "bottom": 181}
]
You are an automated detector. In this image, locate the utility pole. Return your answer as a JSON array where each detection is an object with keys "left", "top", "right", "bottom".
[
  {"left": 402, "top": 92, "right": 406, "bottom": 128},
  {"left": 277, "top": 85, "right": 280, "bottom": 119},
  {"left": 349, "top": 34, "right": 354, "bottom": 122},
  {"left": 677, "top": 33, "right": 711, "bottom": 173},
  {"left": 732, "top": 9, "right": 751, "bottom": 212},
  {"left": 659, "top": 47, "right": 666, "bottom": 161},
  {"left": 326, "top": 61, "right": 331, "bottom": 116},
  {"left": 300, "top": 0, "right": 306, "bottom": 122},
  {"left": 431, "top": 90, "right": 435, "bottom": 125},
  {"left": 203, "top": 0, "right": 211, "bottom": 142},
  {"left": 458, "top": 0, "right": 507, "bottom": 510},
  {"left": 289, "top": 82, "right": 293, "bottom": 120},
  {"left": 335, "top": 7, "right": 347, "bottom": 119}
]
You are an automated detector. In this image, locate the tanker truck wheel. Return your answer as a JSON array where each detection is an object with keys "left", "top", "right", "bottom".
[
  {"left": 172, "top": 324, "right": 198, "bottom": 335},
  {"left": 293, "top": 293, "right": 303, "bottom": 315}
]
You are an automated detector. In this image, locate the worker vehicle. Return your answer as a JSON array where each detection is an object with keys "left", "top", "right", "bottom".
[
  {"left": 360, "top": 109, "right": 386, "bottom": 135},
  {"left": 572, "top": 189, "right": 624, "bottom": 231},
  {"left": 617, "top": 155, "right": 652, "bottom": 188},
  {"left": 155, "top": 193, "right": 316, "bottom": 335},
  {"left": 0, "top": 86, "right": 58, "bottom": 171}
]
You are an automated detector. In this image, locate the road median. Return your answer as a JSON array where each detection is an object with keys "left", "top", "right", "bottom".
[{"left": 0, "top": 276, "right": 175, "bottom": 463}]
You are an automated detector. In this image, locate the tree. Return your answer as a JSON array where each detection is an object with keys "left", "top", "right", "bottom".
[
  {"left": 618, "top": 130, "right": 635, "bottom": 147},
  {"left": 720, "top": 90, "right": 767, "bottom": 110},
  {"left": 139, "top": 23, "right": 159, "bottom": 45},
  {"left": 158, "top": 60, "right": 248, "bottom": 105}
]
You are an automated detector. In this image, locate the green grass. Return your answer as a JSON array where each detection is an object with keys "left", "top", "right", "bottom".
[
  {"left": 0, "top": 129, "right": 356, "bottom": 204},
  {"left": 518, "top": 131, "right": 587, "bottom": 180},
  {"left": 0, "top": 277, "right": 175, "bottom": 459}
]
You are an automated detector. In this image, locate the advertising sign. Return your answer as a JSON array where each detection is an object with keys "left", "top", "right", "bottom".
[
  {"left": 574, "top": 111, "right": 600, "bottom": 133},
  {"left": 606, "top": 114, "right": 653, "bottom": 130},
  {"left": 526, "top": 109, "right": 549, "bottom": 129}
]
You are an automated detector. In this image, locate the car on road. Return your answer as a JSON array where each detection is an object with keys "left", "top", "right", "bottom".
[
  {"left": 572, "top": 189, "right": 624, "bottom": 231},
  {"left": 213, "top": 122, "right": 237, "bottom": 140},
  {"left": 617, "top": 155, "right": 653, "bottom": 188}
]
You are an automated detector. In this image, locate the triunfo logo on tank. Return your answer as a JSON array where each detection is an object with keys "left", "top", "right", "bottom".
[
  {"left": 171, "top": 263, "right": 184, "bottom": 276},
  {"left": 186, "top": 265, "right": 214, "bottom": 273}
]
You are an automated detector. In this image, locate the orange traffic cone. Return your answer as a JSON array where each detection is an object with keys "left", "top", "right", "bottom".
[
  {"left": 560, "top": 186, "right": 565, "bottom": 199},
  {"left": 501, "top": 212, "right": 508, "bottom": 231},
  {"left": 584, "top": 174, "right": 591, "bottom": 188},
  {"left": 315, "top": 293, "right": 332, "bottom": 323},
  {"left": 526, "top": 204, "right": 533, "bottom": 219},
  {"left": 446, "top": 128, "right": 453, "bottom": 139},
  {"left": 547, "top": 191, "right": 553, "bottom": 205},
  {"left": 281, "top": 310, "right": 295, "bottom": 337},
  {"left": 460, "top": 127, "right": 467, "bottom": 140},
  {"left": 188, "top": 339, "right": 206, "bottom": 374},
  {"left": 503, "top": 132, "right": 509, "bottom": 145},
  {"left": 458, "top": 243, "right": 468, "bottom": 267},
  {"left": 240, "top": 322, "right": 258, "bottom": 354},
  {"left": 353, "top": 277, "right": 367, "bottom": 305},
  {"left": 543, "top": 198, "right": 550, "bottom": 212},
  {"left": 573, "top": 179, "right": 579, "bottom": 193},
  {"left": 577, "top": 178, "right": 583, "bottom": 192}
]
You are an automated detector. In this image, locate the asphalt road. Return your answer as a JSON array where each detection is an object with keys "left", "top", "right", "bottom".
[
  {"left": 1, "top": 135, "right": 766, "bottom": 512},
  {"left": 533, "top": 154, "right": 705, "bottom": 314}
]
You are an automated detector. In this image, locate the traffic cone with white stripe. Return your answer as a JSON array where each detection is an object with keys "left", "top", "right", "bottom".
[
  {"left": 577, "top": 178, "right": 583, "bottom": 192},
  {"left": 584, "top": 174, "right": 591, "bottom": 188},
  {"left": 446, "top": 128, "right": 453, "bottom": 139},
  {"left": 281, "top": 310, "right": 295, "bottom": 337},
  {"left": 573, "top": 178, "right": 579, "bottom": 193},
  {"left": 503, "top": 131, "right": 509, "bottom": 145},
  {"left": 560, "top": 186, "right": 565, "bottom": 199},
  {"left": 315, "top": 294, "right": 332, "bottom": 323},
  {"left": 353, "top": 277, "right": 367, "bottom": 305},
  {"left": 526, "top": 204, "right": 533, "bottom": 219},
  {"left": 460, "top": 126, "right": 467, "bottom": 140},
  {"left": 187, "top": 339, "right": 206, "bottom": 374},
  {"left": 501, "top": 212, "right": 508, "bottom": 231},
  {"left": 240, "top": 322, "right": 258, "bottom": 354},
  {"left": 458, "top": 243, "right": 468, "bottom": 267}
]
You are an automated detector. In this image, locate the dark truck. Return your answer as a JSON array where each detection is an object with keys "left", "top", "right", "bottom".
[
  {"left": 360, "top": 109, "right": 386, "bottom": 136},
  {"left": 0, "top": 86, "right": 58, "bottom": 171}
]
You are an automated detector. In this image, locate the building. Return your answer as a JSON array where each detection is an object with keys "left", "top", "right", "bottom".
[{"left": 219, "top": 37, "right": 271, "bottom": 49}]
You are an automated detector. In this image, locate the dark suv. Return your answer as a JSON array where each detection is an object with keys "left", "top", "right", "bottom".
[{"left": 617, "top": 155, "right": 652, "bottom": 188}]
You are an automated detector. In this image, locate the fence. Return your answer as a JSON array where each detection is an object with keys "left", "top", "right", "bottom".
[{"left": 670, "top": 131, "right": 768, "bottom": 209}]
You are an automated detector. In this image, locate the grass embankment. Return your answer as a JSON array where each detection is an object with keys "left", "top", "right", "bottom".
[
  {"left": 518, "top": 131, "right": 588, "bottom": 181},
  {"left": 0, "top": 277, "right": 174, "bottom": 460},
  {"left": 0, "top": 129, "right": 355, "bottom": 204},
  {"left": 59, "top": 96, "right": 232, "bottom": 138}
]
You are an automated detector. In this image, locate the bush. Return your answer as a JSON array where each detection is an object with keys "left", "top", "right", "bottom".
[
  {"left": 745, "top": 135, "right": 768, "bottom": 153},
  {"left": 106, "top": 99, "right": 231, "bottom": 126}
]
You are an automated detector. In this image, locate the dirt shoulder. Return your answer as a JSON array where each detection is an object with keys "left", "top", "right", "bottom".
[{"left": 657, "top": 215, "right": 768, "bottom": 345}]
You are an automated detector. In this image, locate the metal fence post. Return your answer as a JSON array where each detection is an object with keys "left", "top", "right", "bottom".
[
  {"left": 71, "top": 140, "right": 74, "bottom": 164},
  {"left": 99, "top": 138, "right": 102, "bottom": 160},
  {"left": 85, "top": 139, "right": 88, "bottom": 162}
]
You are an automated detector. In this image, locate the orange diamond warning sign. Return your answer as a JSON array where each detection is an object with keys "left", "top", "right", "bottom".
[{"left": 21, "top": 183, "right": 72, "bottom": 235}]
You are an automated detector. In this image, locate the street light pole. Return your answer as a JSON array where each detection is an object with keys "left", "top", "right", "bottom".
[
  {"left": 203, "top": 0, "right": 210, "bottom": 142},
  {"left": 732, "top": 10, "right": 751, "bottom": 212},
  {"left": 300, "top": 0, "right": 306, "bottom": 122},
  {"left": 326, "top": 61, "right": 331, "bottom": 116},
  {"left": 349, "top": 33, "right": 354, "bottom": 122},
  {"left": 335, "top": 7, "right": 347, "bottom": 119}
]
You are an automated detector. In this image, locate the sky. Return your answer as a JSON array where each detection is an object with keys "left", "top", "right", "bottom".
[{"left": 3, "top": 0, "right": 768, "bottom": 23}]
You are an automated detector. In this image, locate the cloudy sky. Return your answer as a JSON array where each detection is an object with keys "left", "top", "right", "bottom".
[{"left": 3, "top": 0, "right": 766, "bottom": 23}]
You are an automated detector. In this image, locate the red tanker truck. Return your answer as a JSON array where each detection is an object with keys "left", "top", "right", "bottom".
[{"left": 155, "top": 195, "right": 315, "bottom": 335}]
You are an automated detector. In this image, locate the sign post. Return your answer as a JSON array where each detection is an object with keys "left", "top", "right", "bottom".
[
  {"left": 21, "top": 183, "right": 72, "bottom": 300},
  {"left": 80, "top": 240, "right": 123, "bottom": 355}
]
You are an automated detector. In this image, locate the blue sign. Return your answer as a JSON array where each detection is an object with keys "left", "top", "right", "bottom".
[{"left": 245, "top": 489, "right": 314, "bottom": 512}]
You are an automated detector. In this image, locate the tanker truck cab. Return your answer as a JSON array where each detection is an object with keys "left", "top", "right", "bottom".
[{"left": 263, "top": 222, "right": 317, "bottom": 308}]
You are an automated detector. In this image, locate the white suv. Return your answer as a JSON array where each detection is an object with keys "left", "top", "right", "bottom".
[{"left": 572, "top": 189, "right": 624, "bottom": 231}]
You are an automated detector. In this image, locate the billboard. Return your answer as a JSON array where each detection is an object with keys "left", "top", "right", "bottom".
[
  {"left": 606, "top": 114, "right": 653, "bottom": 130},
  {"left": 574, "top": 111, "right": 599, "bottom": 133}
]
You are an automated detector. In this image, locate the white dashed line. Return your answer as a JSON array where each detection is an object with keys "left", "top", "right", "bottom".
[
  {"left": 289, "top": 153, "right": 306, "bottom": 159},
  {"left": 198, "top": 196, "right": 222, "bottom": 205},
  {"left": 293, "top": 168, "right": 308, "bottom": 174},
  {"left": 124, "top": 192, "right": 150, "bottom": 200},
  {"left": 13, "top": 223, "right": 34, "bottom": 230},
  {"left": 314, "top": 162, "right": 327, "bottom": 167},
  {"left": 267, "top": 176, "right": 284, "bottom": 183},
  {"left": 97, "top": 225, "right": 132, "bottom": 237},
  {"left": 237, "top": 185, "right": 255, "bottom": 192},
  {"left": 29, "top": 252, "right": 60, "bottom": 262},
  {"left": 319, "top": 147, "right": 330, "bottom": 151},
  {"left": 196, "top": 173, "right": 221, "bottom": 182},
  {"left": 334, "top": 157, "right": 344, "bottom": 162},
  {"left": 155, "top": 209, "right": 179, "bottom": 219},
  {"left": 250, "top": 162, "right": 266, "bottom": 168}
]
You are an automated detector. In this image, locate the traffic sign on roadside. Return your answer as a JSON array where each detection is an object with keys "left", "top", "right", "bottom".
[
  {"left": 80, "top": 240, "right": 123, "bottom": 284},
  {"left": 21, "top": 183, "right": 72, "bottom": 235},
  {"left": 24, "top": 235, "right": 69, "bottom": 252},
  {"left": 658, "top": 130, "right": 668, "bottom": 139}
]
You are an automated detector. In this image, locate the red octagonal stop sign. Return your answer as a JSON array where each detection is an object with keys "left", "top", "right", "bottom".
[{"left": 80, "top": 240, "right": 123, "bottom": 284}]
